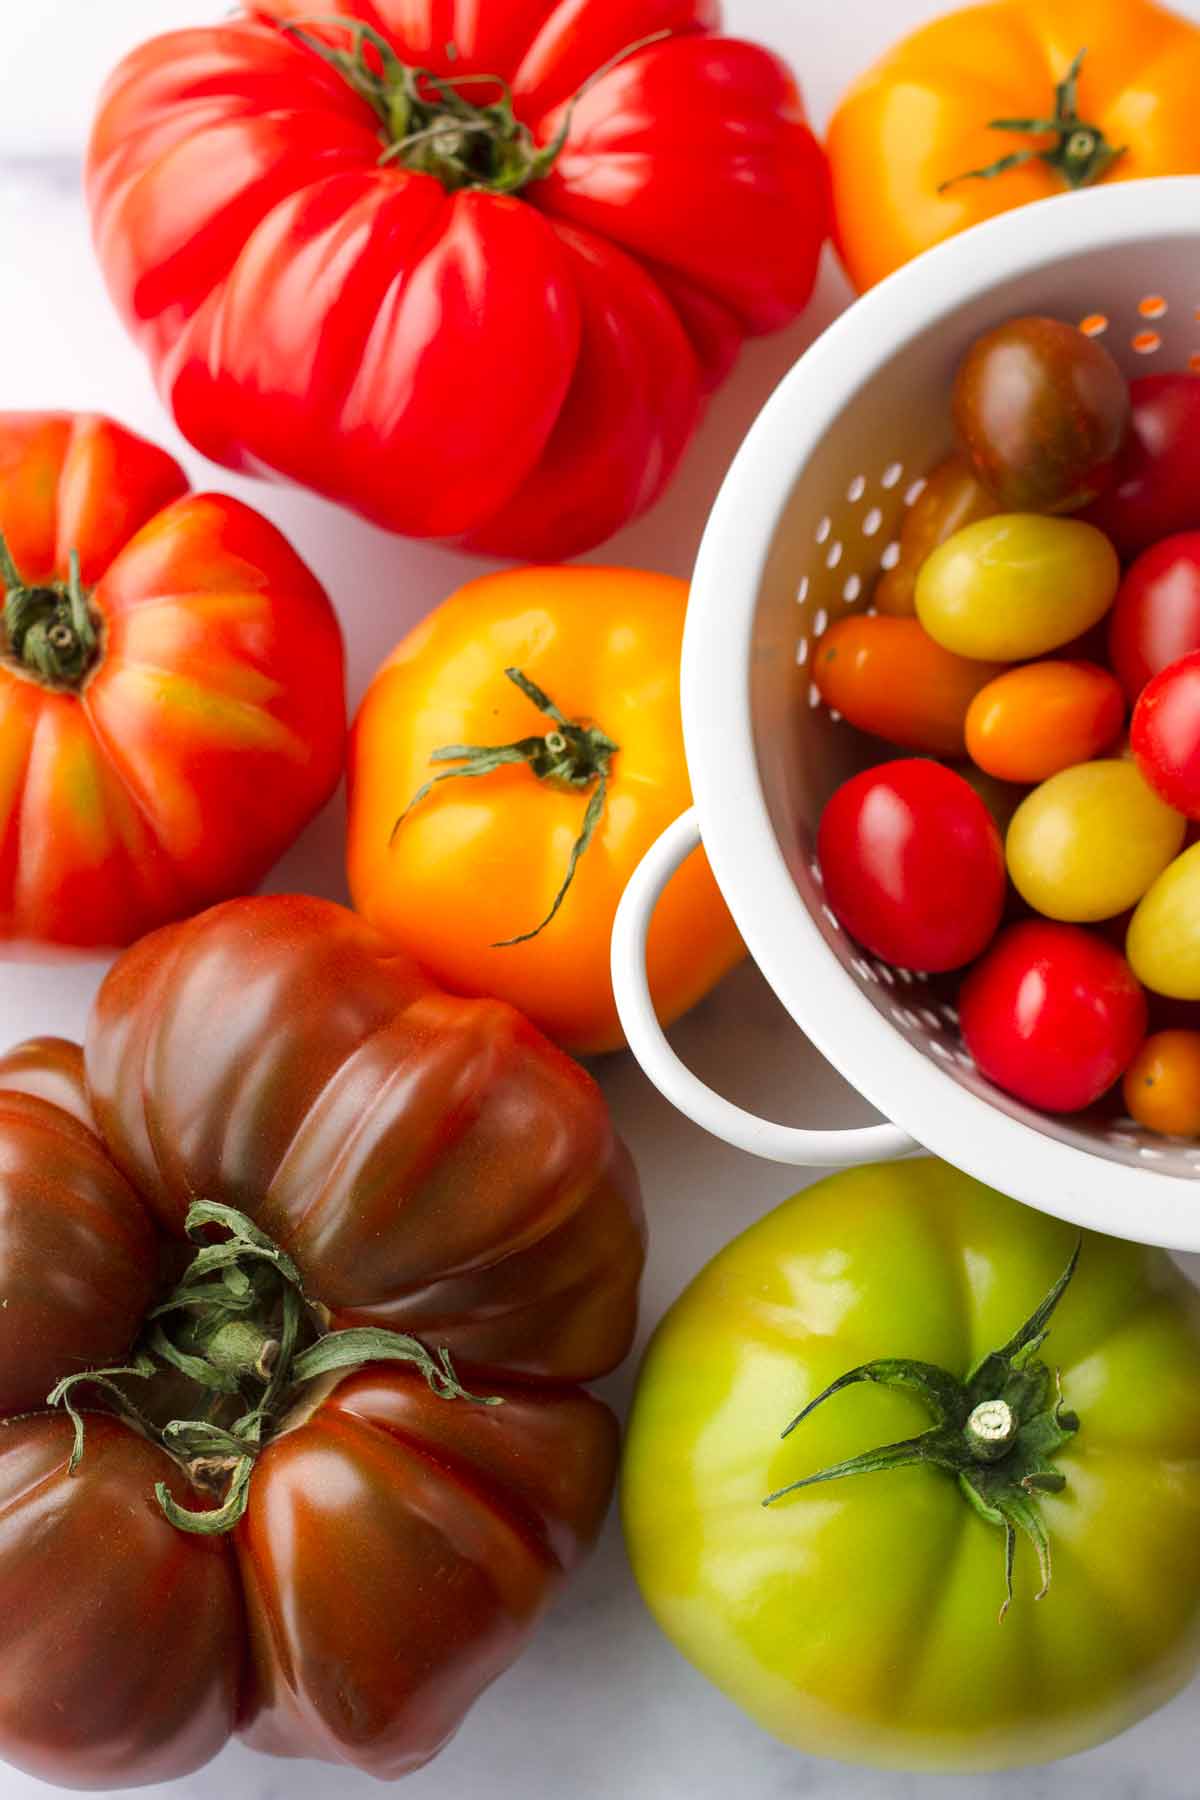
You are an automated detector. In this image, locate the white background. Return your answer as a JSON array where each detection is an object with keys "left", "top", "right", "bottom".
[{"left": 2, "top": 3, "right": 1199, "bottom": 1798}]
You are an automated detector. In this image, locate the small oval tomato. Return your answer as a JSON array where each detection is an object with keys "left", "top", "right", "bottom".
[
  {"left": 1006, "top": 760, "right": 1184, "bottom": 922},
  {"left": 813, "top": 616, "right": 1004, "bottom": 754},
  {"left": 875, "top": 455, "right": 997, "bottom": 616},
  {"left": 1109, "top": 532, "right": 1200, "bottom": 703},
  {"left": 624, "top": 1158, "right": 1200, "bottom": 1771},
  {"left": 916, "top": 515, "right": 1120, "bottom": 661},
  {"left": 965, "top": 660, "right": 1124, "bottom": 783},
  {"left": 818, "top": 760, "right": 1004, "bottom": 972},
  {"left": 952, "top": 317, "right": 1129, "bottom": 514},
  {"left": 1123, "top": 1029, "right": 1200, "bottom": 1135},
  {"left": 1132, "top": 650, "right": 1200, "bottom": 816},
  {"left": 960, "top": 920, "right": 1147, "bottom": 1111},
  {"left": 1085, "top": 374, "right": 1200, "bottom": 560},
  {"left": 348, "top": 566, "right": 743, "bottom": 1054},
  {"left": 1128, "top": 843, "right": 1200, "bottom": 998}
]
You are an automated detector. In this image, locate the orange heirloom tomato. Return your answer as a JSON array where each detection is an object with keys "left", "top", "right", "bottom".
[
  {"left": 1123, "top": 1029, "right": 1200, "bottom": 1136},
  {"left": 875, "top": 456, "right": 996, "bottom": 618},
  {"left": 347, "top": 566, "right": 743, "bottom": 1054},
  {"left": 813, "top": 615, "right": 1004, "bottom": 757},
  {"left": 828, "top": 0, "right": 1200, "bottom": 291},
  {"left": 966, "top": 660, "right": 1125, "bottom": 784},
  {"left": 0, "top": 413, "right": 345, "bottom": 949}
]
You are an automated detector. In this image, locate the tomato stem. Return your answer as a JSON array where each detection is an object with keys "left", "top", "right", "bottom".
[
  {"left": 390, "top": 666, "right": 619, "bottom": 947},
  {"left": 763, "top": 1240, "right": 1082, "bottom": 1622},
  {"left": 0, "top": 533, "right": 99, "bottom": 689},
  {"left": 938, "top": 50, "right": 1126, "bottom": 194}
]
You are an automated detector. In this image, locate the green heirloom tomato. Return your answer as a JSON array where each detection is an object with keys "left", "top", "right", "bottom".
[
  {"left": 916, "top": 516, "right": 1120, "bottom": 661},
  {"left": 1007, "top": 760, "right": 1185, "bottom": 922},
  {"left": 1128, "top": 841, "right": 1200, "bottom": 999},
  {"left": 622, "top": 1160, "right": 1200, "bottom": 1773}
]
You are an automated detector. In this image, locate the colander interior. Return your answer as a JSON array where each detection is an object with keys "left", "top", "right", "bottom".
[{"left": 750, "top": 239, "right": 1200, "bottom": 1180}]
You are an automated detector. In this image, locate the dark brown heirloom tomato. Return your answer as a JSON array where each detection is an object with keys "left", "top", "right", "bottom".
[
  {"left": 953, "top": 315, "right": 1130, "bottom": 514},
  {"left": 0, "top": 896, "right": 643, "bottom": 1789}
]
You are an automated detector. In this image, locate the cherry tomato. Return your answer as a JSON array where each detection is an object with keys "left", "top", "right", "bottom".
[
  {"left": 1123, "top": 1030, "right": 1200, "bottom": 1137},
  {"left": 1128, "top": 844, "right": 1200, "bottom": 999},
  {"left": 1006, "top": 760, "right": 1185, "bottom": 923},
  {"left": 1110, "top": 534, "right": 1200, "bottom": 704},
  {"left": 959, "top": 922, "right": 1147, "bottom": 1113},
  {"left": 817, "top": 760, "right": 1005, "bottom": 972},
  {"left": 916, "top": 515, "right": 1120, "bottom": 661},
  {"left": 952, "top": 317, "right": 1129, "bottom": 515},
  {"left": 1084, "top": 374, "right": 1200, "bottom": 561},
  {"left": 874, "top": 455, "right": 997, "bottom": 617},
  {"left": 812, "top": 616, "right": 1003, "bottom": 755},
  {"left": 965, "top": 660, "right": 1124, "bottom": 784},
  {"left": 1132, "top": 651, "right": 1200, "bottom": 818}
]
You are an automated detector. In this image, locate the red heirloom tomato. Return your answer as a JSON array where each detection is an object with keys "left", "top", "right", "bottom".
[
  {"left": 0, "top": 896, "right": 643, "bottom": 1788},
  {"left": 959, "top": 921, "right": 1147, "bottom": 1112},
  {"left": 85, "top": 2, "right": 828, "bottom": 562},
  {"left": 0, "top": 413, "right": 345, "bottom": 950},
  {"left": 818, "top": 760, "right": 1005, "bottom": 973},
  {"left": 1085, "top": 374, "right": 1200, "bottom": 560},
  {"left": 1109, "top": 532, "right": 1200, "bottom": 703},
  {"left": 1132, "top": 649, "right": 1200, "bottom": 817}
]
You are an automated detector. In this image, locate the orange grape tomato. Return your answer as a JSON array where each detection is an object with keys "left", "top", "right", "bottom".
[
  {"left": 965, "top": 660, "right": 1126, "bottom": 783},
  {"left": 812, "top": 615, "right": 1004, "bottom": 756},
  {"left": 875, "top": 455, "right": 998, "bottom": 617},
  {"left": 1123, "top": 1030, "right": 1200, "bottom": 1136}
]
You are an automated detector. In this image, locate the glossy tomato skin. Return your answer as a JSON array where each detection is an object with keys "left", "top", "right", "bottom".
[
  {"left": 86, "top": 4, "right": 828, "bottom": 560},
  {"left": 1109, "top": 533, "right": 1200, "bottom": 703},
  {"left": 959, "top": 921, "right": 1147, "bottom": 1111},
  {"left": 827, "top": 0, "right": 1200, "bottom": 291},
  {"left": 1128, "top": 841, "right": 1200, "bottom": 999},
  {"left": 952, "top": 317, "right": 1129, "bottom": 514},
  {"left": 0, "top": 413, "right": 346, "bottom": 950},
  {"left": 1132, "top": 650, "right": 1200, "bottom": 817},
  {"left": 965, "top": 659, "right": 1124, "bottom": 784},
  {"left": 874, "top": 454, "right": 996, "bottom": 616},
  {"left": 0, "top": 1413, "right": 244, "bottom": 1789},
  {"left": 813, "top": 615, "right": 1003, "bottom": 755},
  {"left": 623, "top": 1160, "right": 1200, "bottom": 1770},
  {"left": 1123, "top": 1028, "right": 1200, "bottom": 1135},
  {"left": 1005, "top": 759, "right": 1184, "bottom": 922},
  {"left": 347, "top": 567, "right": 743, "bottom": 1054},
  {"left": 1085, "top": 374, "right": 1200, "bottom": 559},
  {"left": 818, "top": 760, "right": 1005, "bottom": 972}
]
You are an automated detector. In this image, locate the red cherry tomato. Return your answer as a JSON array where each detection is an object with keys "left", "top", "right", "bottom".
[
  {"left": 1084, "top": 374, "right": 1200, "bottom": 560},
  {"left": 1132, "top": 650, "right": 1200, "bottom": 818},
  {"left": 817, "top": 760, "right": 1005, "bottom": 973},
  {"left": 1109, "top": 533, "right": 1200, "bottom": 704},
  {"left": 959, "top": 921, "right": 1147, "bottom": 1113}
]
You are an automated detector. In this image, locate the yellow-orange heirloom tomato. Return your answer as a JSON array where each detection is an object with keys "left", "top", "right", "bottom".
[
  {"left": 828, "top": 0, "right": 1200, "bottom": 292},
  {"left": 347, "top": 567, "right": 743, "bottom": 1055}
]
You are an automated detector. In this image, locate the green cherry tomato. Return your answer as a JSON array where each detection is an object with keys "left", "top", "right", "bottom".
[
  {"left": 916, "top": 515, "right": 1120, "bottom": 662},
  {"left": 1128, "top": 841, "right": 1200, "bottom": 998},
  {"left": 622, "top": 1160, "right": 1200, "bottom": 1773},
  {"left": 1006, "top": 760, "right": 1185, "bottom": 922}
]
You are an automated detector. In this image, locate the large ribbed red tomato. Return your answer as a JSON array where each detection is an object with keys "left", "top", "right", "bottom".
[
  {"left": 85, "top": 1, "right": 827, "bottom": 561},
  {"left": 0, "top": 896, "right": 644, "bottom": 1787}
]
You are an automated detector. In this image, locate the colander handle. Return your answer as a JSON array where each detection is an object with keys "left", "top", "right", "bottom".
[{"left": 611, "top": 810, "right": 917, "bottom": 1167}]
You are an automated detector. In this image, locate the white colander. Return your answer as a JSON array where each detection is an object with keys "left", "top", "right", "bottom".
[{"left": 612, "top": 176, "right": 1200, "bottom": 1253}]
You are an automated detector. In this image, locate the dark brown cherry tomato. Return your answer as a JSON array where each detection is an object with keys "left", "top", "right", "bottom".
[
  {"left": 1109, "top": 533, "right": 1200, "bottom": 704},
  {"left": 0, "top": 896, "right": 645, "bottom": 1788},
  {"left": 874, "top": 454, "right": 997, "bottom": 616},
  {"left": 1084, "top": 373, "right": 1200, "bottom": 559},
  {"left": 812, "top": 615, "right": 1004, "bottom": 756},
  {"left": 953, "top": 315, "right": 1129, "bottom": 514}
]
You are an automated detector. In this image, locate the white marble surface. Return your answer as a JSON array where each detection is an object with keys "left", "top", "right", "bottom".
[{"left": 3, "top": 2, "right": 1200, "bottom": 1796}]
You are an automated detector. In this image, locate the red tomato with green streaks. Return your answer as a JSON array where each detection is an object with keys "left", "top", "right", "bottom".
[{"left": 85, "top": 1, "right": 828, "bottom": 561}]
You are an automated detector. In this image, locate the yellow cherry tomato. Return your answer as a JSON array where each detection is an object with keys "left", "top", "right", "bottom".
[
  {"left": 1124, "top": 1030, "right": 1200, "bottom": 1137},
  {"left": 916, "top": 515, "right": 1120, "bottom": 661},
  {"left": 1128, "top": 843, "right": 1200, "bottom": 999},
  {"left": 1007, "top": 760, "right": 1185, "bottom": 922},
  {"left": 875, "top": 455, "right": 998, "bottom": 617},
  {"left": 346, "top": 565, "right": 744, "bottom": 1054},
  {"left": 966, "top": 660, "right": 1126, "bottom": 784}
]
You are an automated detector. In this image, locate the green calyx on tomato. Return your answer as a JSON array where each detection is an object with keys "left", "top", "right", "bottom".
[
  {"left": 49, "top": 1199, "right": 500, "bottom": 1537},
  {"left": 938, "top": 49, "right": 1126, "bottom": 195},
  {"left": 281, "top": 17, "right": 668, "bottom": 197},
  {"left": 0, "top": 533, "right": 99, "bottom": 689},
  {"left": 765, "top": 1242, "right": 1081, "bottom": 1621},
  {"left": 390, "top": 665, "right": 619, "bottom": 946}
]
